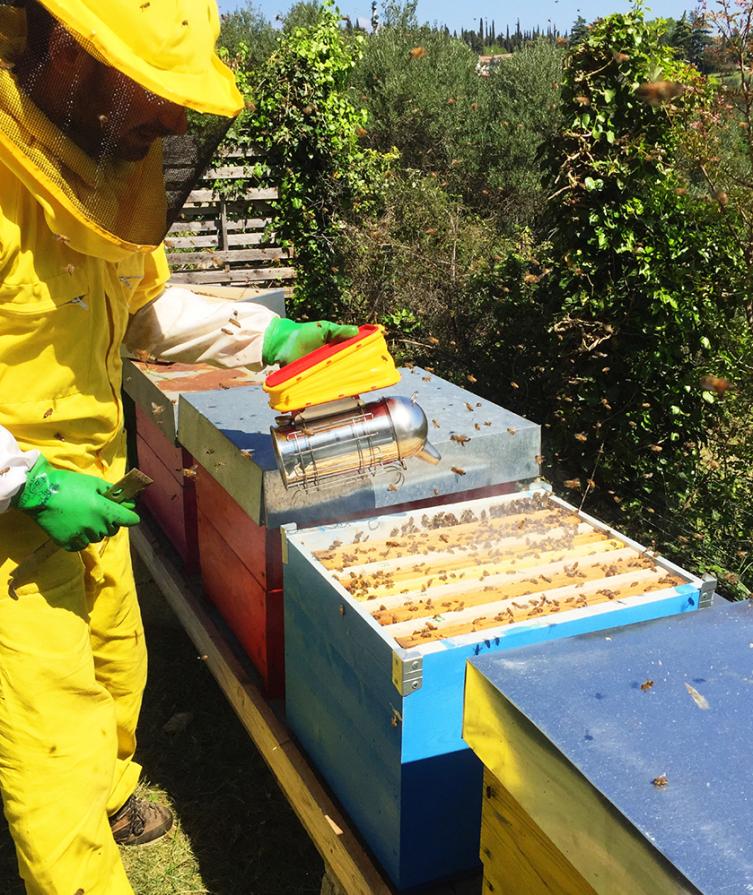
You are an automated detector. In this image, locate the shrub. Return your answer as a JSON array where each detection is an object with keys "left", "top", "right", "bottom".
[
  {"left": 220, "top": 1, "right": 393, "bottom": 316},
  {"left": 488, "top": 8, "right": 752, "bottom": 594},
  {"left": 352, "top": 20, "right": 563, "bottom": 229}
]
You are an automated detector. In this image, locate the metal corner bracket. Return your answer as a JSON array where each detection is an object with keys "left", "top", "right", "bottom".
[
  {"left": 699, "top": 573, "right": 716, "bottom": 609},
  {"left": 280, "top": 523, "right": 297, "bottom": 565},
  {"left": 392, "top": 650, "right": 423, "bottom": 696}
]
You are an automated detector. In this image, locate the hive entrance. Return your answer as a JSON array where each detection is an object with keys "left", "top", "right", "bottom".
[{"left": 313, "top": 494, "right": 685, "bottom": 648}]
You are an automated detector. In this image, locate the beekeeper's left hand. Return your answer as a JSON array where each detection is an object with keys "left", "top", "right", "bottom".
[{"left": 262, "top": 318, "right": 359, "bottom": 366}]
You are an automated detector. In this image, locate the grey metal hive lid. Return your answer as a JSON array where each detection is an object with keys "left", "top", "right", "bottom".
[{"left": 177, "top": 367, "right": 541, "bottom": 528}]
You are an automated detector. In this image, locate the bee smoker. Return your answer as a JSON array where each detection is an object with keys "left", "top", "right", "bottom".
[
  {"left": 263, "top": 325, "right": 441, "bottom": 492},
  {"left": 271, "top": 396, "right": 441, "bottom": 490}
]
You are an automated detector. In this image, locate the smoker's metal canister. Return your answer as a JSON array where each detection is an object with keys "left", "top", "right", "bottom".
[{"left": 271, "top": 396, "right": 441, "bottom": 489}]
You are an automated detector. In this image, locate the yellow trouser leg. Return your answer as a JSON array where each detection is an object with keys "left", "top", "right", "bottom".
[
  {"left": 0, "top": 512, "right": 144, "bottom": 895},
  {"left": 85, "top": 528, "right": 147, "bottom": 816}
]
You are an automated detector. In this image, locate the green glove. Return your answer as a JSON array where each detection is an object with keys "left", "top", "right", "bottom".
[
  {"left": 12, "top": 456, "right": 140, "bottom": 552},
  {"left": 262, "top": 318, "right": 360, "bottom": 367}
]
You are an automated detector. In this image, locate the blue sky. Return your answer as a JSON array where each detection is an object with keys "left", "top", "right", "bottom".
[{"left": 218, "top": 0, "right": 692, "bottom": 35}]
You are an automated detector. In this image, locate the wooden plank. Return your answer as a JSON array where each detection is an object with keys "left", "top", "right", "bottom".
[
  {"left": 218, "top": 199, "right": 229, "bottom": 252},
  {"left": 205, "top": 165, "right": 264, "bottom": 179},
  {"left": 177, "top": 202, "right": 274, "bottom": 218},
  {"left": 165, "top": 232, "right": 272, "bottom": 249},
  {"left": 332, "top": 526, "right": 607, "bottom": 594},
  {"left": 167, "top": 247, "right": 289, "bottom": 266},
  {"left": 130, "top": 522, "right": 392, "bottom": 895},
  {"left": 167, "top": 218, "right": 272, "bottom": 235},
  {"left": 187, "top": 187, "right": 277, "bottom": 203},
  {"left": 480, "top": 770, "right": 598, "bottom": 895},
  {"left": 463, "top": 666, "right": 699, "bottom": 895},
  {"left": 171, "top": 267, "right": 296, "bottom": 285},
  {"left": 393, "top": 569, "right": 682, "bottom": 648},
  {"left": 369, "top": 545, "right": 645, "bottom": 623},
  {"left": 315, "top": 507, "right": 579, "bottom": 568}
]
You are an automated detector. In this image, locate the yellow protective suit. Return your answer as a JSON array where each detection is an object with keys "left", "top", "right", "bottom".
[
  {"left": 0, "top": 172, "right": 166, "bottom": 895},
  {"left": 0, "top": 2, "right": 242, "bottom": 893}
]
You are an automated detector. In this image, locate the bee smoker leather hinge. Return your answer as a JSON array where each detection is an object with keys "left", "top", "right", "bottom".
[
  {"left": 699, "top": 574, "right": 716, "bottom": 609},
  {"left": 392, "top": 651, "right": 423, "bottom": 696}
]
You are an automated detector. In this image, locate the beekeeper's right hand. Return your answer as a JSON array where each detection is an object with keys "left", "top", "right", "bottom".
[{"left": 12, "top": 456, "right": 139, "bottom": 551}]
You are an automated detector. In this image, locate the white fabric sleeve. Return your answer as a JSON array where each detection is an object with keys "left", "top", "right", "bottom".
[
  {"left": 124, "top": 286, "right": 279, "bottom": 369},
  {"left": 0, "top": 426, "right": 40, "bottom": 513}
]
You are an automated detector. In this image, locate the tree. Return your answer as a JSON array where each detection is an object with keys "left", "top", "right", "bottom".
[
  {"left": 569, "top": 15, "right": 588, "bottom": 47},
  {"left": 668, "top": 13, "right": 693, "bottom": 62},
  {"left": 495, "top": 8, "right": 750, "bottom": 593},
  {"left": 219, "top": 2, "right": 277, "bottom": 65},
  {"left": 224, "top": 1, "right": 392, "bottom": 315},
  {"left": 283, "top": 1, "right": 322, "bottom": 33},
  {"left": 688, "top": 12, "right": 712, "bottom": 71}
]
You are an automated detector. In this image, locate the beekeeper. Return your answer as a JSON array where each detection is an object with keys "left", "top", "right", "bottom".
[{"left": 0, "top": 2, "right": 357, "bottom": 893}]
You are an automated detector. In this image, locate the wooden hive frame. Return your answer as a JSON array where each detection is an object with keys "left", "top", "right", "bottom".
[{"left": 304, "top": 487, "right": 702, "bottom": 653}]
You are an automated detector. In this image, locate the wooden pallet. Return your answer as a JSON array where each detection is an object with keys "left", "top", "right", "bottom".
[{"left": 165, "top": 149, "right": 296, "bottom": 290}]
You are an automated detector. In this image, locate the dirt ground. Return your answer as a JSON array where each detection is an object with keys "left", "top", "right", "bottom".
[{"left": 0, "top": 553, "right": 324, "bottom": 895}]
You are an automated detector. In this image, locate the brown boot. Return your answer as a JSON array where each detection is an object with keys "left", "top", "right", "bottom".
[{"left": 109, "top": 795, "right": 174, "bottom": 846}]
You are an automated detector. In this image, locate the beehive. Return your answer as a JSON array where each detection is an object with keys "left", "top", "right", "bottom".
[
  {"left": 282, "top": 487, "right": 705, "bottom": 890},
  {"left": 124, "top": 358, "right": 264, "bottom": 569},
  {"left": 178, "top": 369, "right": 539, "bottom": 695},
  {"left": 463, "top": 597, "right": 748, "bottom": 895},
  {"left": 123, "top": 286, "right": 284, "bottom": 569},
  {"left": 315, "top": 491, "right": 692, "bottom": 649}
]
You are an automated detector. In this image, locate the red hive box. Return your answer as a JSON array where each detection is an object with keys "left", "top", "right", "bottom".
[
  {"left": 177, "top": 370, "right": 542, "bottom": 697},
  {"left": 124, "top": 360, "right": 270, "bottom": 570}
]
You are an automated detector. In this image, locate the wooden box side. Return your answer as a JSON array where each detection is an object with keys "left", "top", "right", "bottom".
[
  {"left": 397, "top": 748, "right": 483, "bottom": 889},
  {"left": 196, "top": 464, "right": 282, "bottom": 590},
  {"left": 135, "top": 405, "right": 183, "bottom": 479},
  {"left": 284, "top": 536, "right": 405, "bottom": 885},
  {"left": 480, "top": 768, "right": 597, "bottom": 895},
  {"left": 124, "top": 359, "right": 178, "bottom": 442},
  {"left": 136, "top": 434, "right": 198, "bottom": 569},
  {"left": 463, "top": 665, "right": 699, "bottom": 895},
  {"left": 199, "top": 509, "right": 283, "bottom": 695}
]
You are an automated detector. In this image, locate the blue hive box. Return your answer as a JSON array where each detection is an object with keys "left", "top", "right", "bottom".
[{"left": 282, "top": 487, "right": 710, "bottom": 890}]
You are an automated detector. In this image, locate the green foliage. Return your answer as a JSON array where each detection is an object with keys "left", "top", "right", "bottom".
[
  {"left": 666, "top": 12, "right": 712, "bottom": 71},
  {"left": 282, "top": 1, "right": 324, "bottom": 33},
  {"left": 340, "top": 171, "right": 511, "bottom": 378},
  {"left": 569, "top": 15, "right": 588, "bottom": 47},
  {"left": 219, "top": 2, "right": 277, "bottom": 66},
  {"left": 222, "top": 1, "right": 393, "bottom": 316},
  {"left": 211, "top": 2, "right": 751, "bottom": 595},
  {"left": 481, "top": 7, "right": 751, "bottom": 594},
  {"left": 352, "top": 26, "right": 563, "bottom": 228}
]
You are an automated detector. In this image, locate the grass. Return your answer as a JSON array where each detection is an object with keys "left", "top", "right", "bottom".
[{"left": 0, "top": 554, "right": 323, "bottom": 895}]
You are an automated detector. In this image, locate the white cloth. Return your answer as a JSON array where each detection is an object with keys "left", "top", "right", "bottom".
[
  {"left": 124, "top": 286, "right": 279, "bottom": 369},
  {"left": 0, "top": 429, "right": 39, "bottom": 512},
  {"left": 1, "top": 288, "right": 278, "bottom": 511}
]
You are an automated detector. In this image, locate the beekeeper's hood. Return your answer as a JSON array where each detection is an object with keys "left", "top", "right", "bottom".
[{"left": 0, "top": 0, "right": 243, "bottom": 260}]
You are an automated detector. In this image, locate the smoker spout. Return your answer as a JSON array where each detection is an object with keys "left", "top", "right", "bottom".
[{"left": 416, "top": 442, "right": 441, "bottom": 464}]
